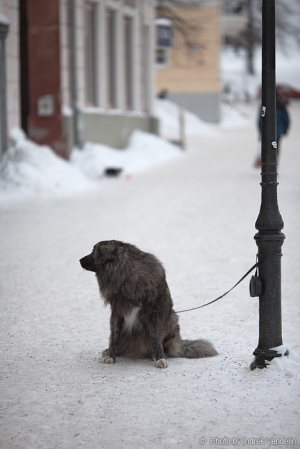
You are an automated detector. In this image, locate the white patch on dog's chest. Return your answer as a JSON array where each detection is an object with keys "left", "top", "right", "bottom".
[{"left": 123, "top": 307, "right": 140, "bottom": 333}]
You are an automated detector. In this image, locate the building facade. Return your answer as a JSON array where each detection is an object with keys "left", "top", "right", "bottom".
[
  {"left": 0, "top": 0, "right": 19, "bottom": 150},
  {"left": 0, "top": 0, "right": 157, "bottom": 160},
  {"left": 156, "top": 1, "right": 221, "bottom": 123}
]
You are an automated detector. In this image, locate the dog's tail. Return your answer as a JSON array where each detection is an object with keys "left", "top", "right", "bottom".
[{"left": 178, "top": 339, "right": 218, "bottom": 358}]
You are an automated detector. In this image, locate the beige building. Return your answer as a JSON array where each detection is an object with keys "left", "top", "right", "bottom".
[{"left": 156, "top": 1, "right": 221, "bottom": 122}]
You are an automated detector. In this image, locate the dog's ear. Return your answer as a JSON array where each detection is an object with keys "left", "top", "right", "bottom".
[
  {"left": 96, "top": 240, "right": 119, "bottom": 257},
  {"left": 90, "top": 240, "right": 124, "bottom": 267},
  {"left": 79, "top": 254, "right": 96, "bottom": 272},
  {"left": 106, "top": 240, "right": 118, "bottom": 254}
]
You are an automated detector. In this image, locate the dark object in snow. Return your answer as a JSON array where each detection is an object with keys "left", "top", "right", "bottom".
[
  {"left": 80, "top": 240, "right": 218, "bottom": 369},
  {"left": 104, "top": 168, "right": 123, "bottom": 177}
]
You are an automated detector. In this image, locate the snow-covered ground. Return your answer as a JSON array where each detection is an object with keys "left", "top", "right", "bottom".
[{"left": 1, "top": 47, "right": 300, "bottom": 449}]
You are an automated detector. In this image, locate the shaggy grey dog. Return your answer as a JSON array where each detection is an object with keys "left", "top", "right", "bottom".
[{"left": 80, "top": 240, "right": 218, "bottom": 368}]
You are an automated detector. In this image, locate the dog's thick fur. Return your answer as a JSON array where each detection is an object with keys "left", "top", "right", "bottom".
[{"left": 80, "top": 240, "right": 217, "bottom": 368}]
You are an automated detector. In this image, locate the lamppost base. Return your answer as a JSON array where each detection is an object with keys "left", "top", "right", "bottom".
[{"left": 250, "top": 348, "right": 289, "bottom": 371}]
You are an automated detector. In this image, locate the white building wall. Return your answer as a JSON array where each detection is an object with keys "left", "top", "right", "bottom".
[{"left": 1, "top": 0, "right": 20, "bottom": 134}]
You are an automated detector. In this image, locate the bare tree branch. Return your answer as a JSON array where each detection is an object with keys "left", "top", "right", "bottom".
[
  {"left": 156, "top": 3, "right": 207, "bottom": 65},
  {"left": 222, "top": 0, "right": 300, "bottom": 74}
]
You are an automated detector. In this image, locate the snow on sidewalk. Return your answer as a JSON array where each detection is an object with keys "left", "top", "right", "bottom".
[
  {"left": 0, "top": 103, "right": 299, "bottom": 449},
  {"left": 0, "top": 129, "right": 95, "bottom": 200},
  {"left": 0, "top": 128, "right": 184, "bottom": 203}
]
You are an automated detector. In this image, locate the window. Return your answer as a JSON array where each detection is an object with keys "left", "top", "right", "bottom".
[
  {"left": 84, "top": 1, "right": 98, "bottom": 106},
  {"left": 106, "top": 9, "right": 117, "bottom": 109},
  {"left": 142, "top": 25, "right": 150, "bottom": 112},
  {"left": 156, "top": 48, "right": 169, "bottom": 68},
  {"left": 124, "top": 16, "right": 133, "bottom": 110}
]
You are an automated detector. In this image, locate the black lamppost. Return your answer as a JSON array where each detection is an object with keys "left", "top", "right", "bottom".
[{"left": 249, "top": 0, "right": 287, "bottom": 370}]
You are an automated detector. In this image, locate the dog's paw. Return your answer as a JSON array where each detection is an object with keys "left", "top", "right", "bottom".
[
  {"left": 155, "top": 358, "right": 168, "bottom": 369},
  {"left": 100, "top": 355, "right": 115, "bottom": 364},
  {"left": 101, "top": 349, "right": 109, "bottom": 357}
]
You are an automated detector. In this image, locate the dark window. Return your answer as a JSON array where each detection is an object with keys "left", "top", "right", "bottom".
[
  {"left": 124, "top": 16, "right": 133, "bottom": 110},
  {"left": 84, "top": 1, "right": 98, "bottom": 106},
  {"left": 142, "top": 25, "right": 150, "bottom": 112},
  {"left": 156, "top": 48, "right": 168, "bottom": 66},
  {"left": 107, "top": 9, "right": 116, "bottom": 108}
]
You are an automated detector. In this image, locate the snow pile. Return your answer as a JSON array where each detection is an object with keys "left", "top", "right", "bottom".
[
  {"left": 155, "top": 98, "right": 216, "bottom": 139},
  {"left": 268, "top": 347, "right": 300, "bottom": 377},
  {"left": 71, "top": 129, "right": 182, "bottom": 179},
  {"left": 250, "top": 350, "right": 300, "bottom": 386},
  {"left": 0, "top": 129, "right": 182, "bottom": 201},
  {"left": 0, "top": 128, "right": 95, "bottom": 201}
]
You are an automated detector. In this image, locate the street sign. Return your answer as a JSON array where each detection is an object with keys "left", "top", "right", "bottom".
[{"left": 37, "top": 95, "right": 54, "bottom": 117}]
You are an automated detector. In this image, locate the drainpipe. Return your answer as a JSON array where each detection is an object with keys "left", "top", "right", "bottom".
[
  {"left": 69, "top": 0, "right": 83, "bottom": 149},
  {"left": 0, "top": 13, "right": 9, "bottom": 160}
]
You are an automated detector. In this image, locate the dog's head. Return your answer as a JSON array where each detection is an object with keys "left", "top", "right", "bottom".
[{"left": 80, "top": 240, "right": 125, "bottom": 273}]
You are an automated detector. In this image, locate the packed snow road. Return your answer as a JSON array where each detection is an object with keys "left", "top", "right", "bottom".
[{"left": 1, "top": 102, "right": 299, "bottom": 449}]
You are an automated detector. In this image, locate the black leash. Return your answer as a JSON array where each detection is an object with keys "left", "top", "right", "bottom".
[{"left": 119, "top": 258, "right": 266, "bottom": 315}]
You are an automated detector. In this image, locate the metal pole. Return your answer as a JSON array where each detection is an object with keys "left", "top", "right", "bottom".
[
  {"left": 69, "top": 0, "right": 83, "bottom": 149},
  {"left": 250, "top": 0, "right": 287, "bottom": 370},
  {"left": 0, "top": 18, "right": 9, "bottom": 160}
]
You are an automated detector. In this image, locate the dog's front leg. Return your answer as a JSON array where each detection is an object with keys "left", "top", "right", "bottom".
[
  {"left": 147, "top": 315, "right": 168, "bottom": 369},
  {"left": 100, "top": 311, "right": 122, "bottom": 364}
]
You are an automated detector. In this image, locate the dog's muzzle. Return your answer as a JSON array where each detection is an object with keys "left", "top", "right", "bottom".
[{"left": 80, "top": 254, "right": 96, "bottom": 272}]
